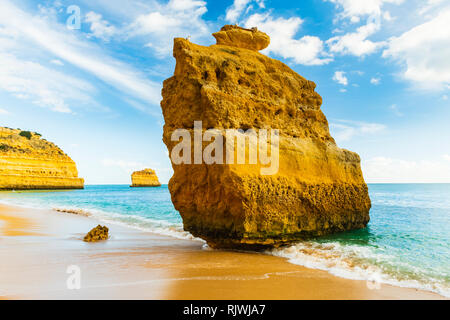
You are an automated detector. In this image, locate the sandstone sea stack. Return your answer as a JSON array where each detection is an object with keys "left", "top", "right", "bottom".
[
  {"left": 161, "top": 25, "right": 371, "bottom": 249},
  {"left": 0, "top": 127, "right": 84, "bottom": 190},
  {"left": 131, "top": 169, "right": 161, "bottom": 187}
]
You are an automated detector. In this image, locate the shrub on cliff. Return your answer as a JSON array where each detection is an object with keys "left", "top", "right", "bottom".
[
  {"left": 0, "top": 143, "right": 12, "bottom": 151},
  {"left": 19, "top": 131, "right": 32, "bottom": 140}
]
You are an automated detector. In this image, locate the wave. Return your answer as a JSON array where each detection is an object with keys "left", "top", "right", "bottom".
[
  {"left": 54, "top": 206, "right": 202, "bottom": 242},
  {"left": 1, "top": 197, "right": 448, "bottom": 298},
  {"left": 269, "top": 241, "right": 450, "bottom": 298},
  {"left": 0, "top": 198, "right": 200, "bottom": 242}
]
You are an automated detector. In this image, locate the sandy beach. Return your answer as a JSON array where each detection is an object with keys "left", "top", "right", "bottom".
[{"left": 0, "top": 203, "right": 445, "bottom": 300}]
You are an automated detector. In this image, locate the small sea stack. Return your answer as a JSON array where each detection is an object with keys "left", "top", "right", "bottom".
[
  {"left": 0, "top": 127, "right": 84, "bottom": 190},
  {"left": 130, "top": 168, "right": 161, "bottom": 187},
  {"left": 160, "top": 25, "right": 371, "bottom": 249}
]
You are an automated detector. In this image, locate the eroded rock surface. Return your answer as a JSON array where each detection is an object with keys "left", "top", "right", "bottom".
[
  {"left": 83, "top": 225, "right": 109, "bottom": 242},
  {"left": 161, "top": 26, "right": 371, "bottom": 249},
  {"left": 212, "top": 25, "right": 270, "bottom": 51},
  {"left": 0, "top": 127, "right": 84, "bottom": 190}
]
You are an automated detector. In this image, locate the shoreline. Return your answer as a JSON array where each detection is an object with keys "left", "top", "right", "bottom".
[{"left": 0, "top": 203, "right": 445, "bottom": 300}]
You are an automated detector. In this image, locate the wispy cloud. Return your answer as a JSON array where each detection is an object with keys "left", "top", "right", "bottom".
[
  {"left": 0, "top": 53, "right": 95, "bottom": 113},
  {"left": 326, "top": 0, "right": 404, "bottom": 23},
  {"left": 323, "top": 0, "right": 408, "bottom": 57},
  {"left": 362, "top": 156, "right": 450, "bottom": 183},
  {"left": 382, "top": 8, "right": 450, "bottom": 90},
  {"left": 244, "top": 12, "right": 332, "bottom": 65},
  {"left": 101, "top": 158, "right": 162, "bottom": 175},
  {"left": 0, "top": 108, "right": 10, "bottom": 115},
  {"left": 85, "top": 11, "right": 117, "bottom": 41},
  {"left": 370, "top": 77, "right": 381, "bottom": 85},
  {"left": 225, "top": 0, "right": 265, "bottom": 23},
  {"left": 330, "top": 120, "right": 386, "bottom": 141},
  {"left": 333, "top": 71, "right": 348, "bottom": 85},
  {"left": 128, "top": 0, "right": 210, "bottom": 57},
  {"left": 327, "top": 20, "right": 384, "bottom": 56},
  {"left": 0, "top": 1, "right": 161, "bottom": 113},
  {"left": 50, "top": 59, "right": 64, "bottom": 66}
]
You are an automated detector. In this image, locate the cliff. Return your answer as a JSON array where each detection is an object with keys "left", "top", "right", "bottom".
[
  {"left": 0, "top": 127, "right": 84, "bottom": 190},
  {"left": 161, "top": 25, "right": 371, "bottom": 249},
  {"left": 131, "top": 169, "right": 161, "bottom": 187}
]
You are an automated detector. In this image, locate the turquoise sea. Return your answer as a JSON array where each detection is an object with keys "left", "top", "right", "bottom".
[{"left": 0, "top": 184, "right": 449, "bottom": 297}]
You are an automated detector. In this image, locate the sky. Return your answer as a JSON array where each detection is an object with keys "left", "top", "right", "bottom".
[{"left": 0, "top": 0, "right": 449, "bottom": 184}]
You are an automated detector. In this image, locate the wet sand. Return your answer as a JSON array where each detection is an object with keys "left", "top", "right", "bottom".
[{"left": 0, "top": 204, "right": 445, "bottom": 300}]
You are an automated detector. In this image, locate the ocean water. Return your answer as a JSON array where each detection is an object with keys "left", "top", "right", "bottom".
[{"left": 0, "top": 184, "right": 449, "bottom": 297}]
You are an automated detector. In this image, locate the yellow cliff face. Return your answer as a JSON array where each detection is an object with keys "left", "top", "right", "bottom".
[
  {"left": 0, "top": 127, "right": 84, "bottom": 190},
  {"left": 161, "top": 25, "right": 371, "bottom": 249},
  {"left": 131, "top": 169, "right": 161, "bottom": 187}
]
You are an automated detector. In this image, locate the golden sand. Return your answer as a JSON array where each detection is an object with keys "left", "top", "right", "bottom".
[
  {"left": 0, "top": 209, "right": 45, "bottom": 236},
  {"left": 0, "top": 204, "right": 445, "bottom": 300}
]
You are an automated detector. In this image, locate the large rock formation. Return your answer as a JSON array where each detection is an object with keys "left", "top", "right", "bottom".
[
  {"left": 131, "top": 169, "right": 161, "bottom": 187},
  {"left": 161, "top": 25, "right": 371, "bottom": 249},
  {"left": 0, "top": 127, "right": 84, "bottom": 190}
]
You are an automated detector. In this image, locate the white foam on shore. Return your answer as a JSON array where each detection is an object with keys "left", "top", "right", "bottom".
[
  {"left": 1, "top": 198, "right": 447, "bottom": 297},
  {"left": 269, "top": 241, "right": 450, "bottom": 298},
  {"left": 0, "top": 198, "right": 200, "bottom": 242},
  {"left": 54, "top": 206, "right": 203, "bottom": 242},
  {"left": 82, "top": 208, "right": 203, "bottom": 242}
]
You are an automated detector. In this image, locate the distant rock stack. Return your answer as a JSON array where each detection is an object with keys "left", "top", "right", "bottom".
[
  {"left": 161, "top": 25, "right": 371, "bottom": 249},
  {"left": 131, "top": 169, "right": 161, "bottom": 187},
  {"left": 0, "top": 127, "right": 84, "bottom": 190}
]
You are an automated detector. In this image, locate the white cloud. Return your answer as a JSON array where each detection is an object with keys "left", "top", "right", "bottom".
[
  {"left": 85, "top": 11, "right": 117, "bottom": 41},
  {"left": 0, "top": 53, "right": 95, "bottom": 113},
  {"left": 225, "top": 0, "right": 265, "bottom": 23},
  {"left": 340, "top": 88, "right": 347, "bottom": 93},
  {"left": 324, "top": 0, "right": 406, "bottom": 57},
  {"left": 333, "top": 71, "right": 348, "bottom": 85},
  {"left": 443, "top": 95, "right": 449, "bottom": 100},
  {"left": 327, "top": 21, "right": 384, "bottom": 56},
  {"left": 50, "top": 59, "right": 64, "bottom": 66},
  {"left": 326, "top": 0, "right": 404, "bottom": 21},
  {"left": 443, "top": 154, "right": 450, "bottom": 161},
  {"left": 0, "top": 1, "right": 161, "bottom": 112},
  {"left": 418, "top": 0, "right": 447, "bottom": 16},
  {"left": 370, "top": 77, "right": 381, "bottom": 85},
  {"left": 244, "top": 13, "right": 331, "bottom": 65},
  {"left": 226, "top": 0, "right": 252, "bottom": 22},
  {"left": 0, "top": 108, "right": 10, "bottom": 115},
  {"left": 362, "top": 156, "right": 450, "bottom": 183},
  {"left": 101, "top": 159, "right": 147, "bottom": 174},
  {"left": 382, "top": 9, "right": 450, "bottom": 90},
  {"left": 129, "top": 0, "right": 210, "bottom": 57},
  {"left": 330, "top": 120, "right": 386, "bottom": 141}
]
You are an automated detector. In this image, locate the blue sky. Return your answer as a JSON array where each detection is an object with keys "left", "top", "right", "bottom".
[{"left": 0, "top": 0, "right": 449, "bottom": 184}]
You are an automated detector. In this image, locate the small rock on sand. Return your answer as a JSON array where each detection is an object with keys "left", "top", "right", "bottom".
[{"left": 83, "top": 225, "right": 109, "bottom": 242}]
